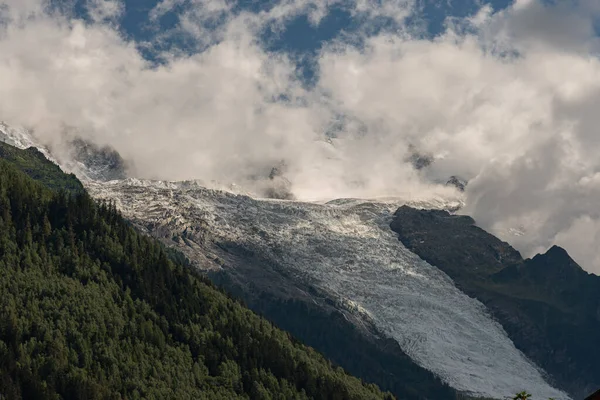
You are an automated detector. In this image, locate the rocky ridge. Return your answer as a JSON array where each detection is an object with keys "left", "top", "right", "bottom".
[{"left": 391, "top": 206, "right": 600, "bottom": 399}]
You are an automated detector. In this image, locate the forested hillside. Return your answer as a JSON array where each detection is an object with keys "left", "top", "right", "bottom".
[
  {"left": 0, "top": 141, "right": 83, "bottom": 193},
  {"left": 0, "top": 151, "right": 393, "bottom": 399}
]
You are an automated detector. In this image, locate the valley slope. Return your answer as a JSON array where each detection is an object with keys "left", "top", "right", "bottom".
[
  {"left": 85, "top": 178, "right": 568, "bottom": 400},
  {"left": 0, "top": 141, "right": 394, "bottom": 399},
  {"left": 391, "top": 206, "right": 600, "bottom": 399}
]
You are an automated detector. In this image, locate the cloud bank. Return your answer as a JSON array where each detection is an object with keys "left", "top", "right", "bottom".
[{"left": 2, "top": 0, "right": 600, "bottom": 273}]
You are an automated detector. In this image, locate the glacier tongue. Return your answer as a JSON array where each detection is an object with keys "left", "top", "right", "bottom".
[{"left": 86, "top": 179, "right": 568, "bottom": 400}]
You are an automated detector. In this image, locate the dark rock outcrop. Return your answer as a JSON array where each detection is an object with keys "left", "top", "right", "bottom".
[
  {"left": 445, "top": 176, "right": 467, "bottom": 192},
  {"left": 70, "top": 138, "right": 128, "bottom": 181},
  {"left": 391, "top": 206, "right": 600, "bottom": 399},
  {"left": 585, "top": 388, "right": 600, "bottom": 400},
  {"left": 263, "top": 164, "right": 295, "bottom": 200},
  {"left": 407, "top": 146, "right": 434, "bottom": 171}
]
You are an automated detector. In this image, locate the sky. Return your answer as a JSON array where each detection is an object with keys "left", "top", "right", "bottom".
[{"left": 2, "top": 0, "right": 600, "bottom": 273}]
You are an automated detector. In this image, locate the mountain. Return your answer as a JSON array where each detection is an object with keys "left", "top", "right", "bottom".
[
  {"left": 390, "top": 206, "right": 600, "bottom": 399},
  {"left": 67, "top": 138, "right": 128, "bottom": 182},
  {"left": 85, "top": 180, "right": 461, "bottom": 399},
  {"left": 0, "top": 141, "right": 83, "bottom": 194},
  {"left": 0, "top": 145, "right": 394, "bottom": 399},
  {"left": 84, "top": 179, "right": 567, "bottom": 400},
  {"left": 0, "top": 125, "right": 577, "bottom": 399}
]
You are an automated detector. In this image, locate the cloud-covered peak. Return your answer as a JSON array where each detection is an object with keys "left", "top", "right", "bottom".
[{"left": 1, "top": 0, "right": 600, "bottom": 274}]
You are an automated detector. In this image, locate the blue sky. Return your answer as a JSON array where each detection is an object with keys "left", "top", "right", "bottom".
[
  {"left": 68, "top": 0, "right": 516, "bottom": 77},
  {"left": 114, "top": 0, "right": 516, "bottom": 45},
  {"left": 60, "top": 0, "right": 600, "bottom": 83},
  {"left": 76, "top": 0, "right": 600, "bottom": 82}
]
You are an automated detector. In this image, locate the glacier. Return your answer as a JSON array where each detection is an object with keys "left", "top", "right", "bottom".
[{"left": 85, "top": 179, "right": 568, "bottom": 400}]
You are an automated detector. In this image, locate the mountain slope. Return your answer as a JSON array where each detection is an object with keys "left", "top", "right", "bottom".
[
  {"left": 0, "top": 141, "right": 83, "bottom": 193},
  {"left": 0, "top": 124, "right": 571, "bottom": 399},
  {"left": 390, "top": 206, "right": 600, "bottom": 399},
  {"left": 85, "top": 179, "right": 568, "bottom": 400},
  {"left": 0, "top": 151, "right": 393, "bottom": 399}
]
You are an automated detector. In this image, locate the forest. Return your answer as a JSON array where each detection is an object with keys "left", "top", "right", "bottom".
[{"left": 0, "top": 147, "right": 393, "bottom": 400}]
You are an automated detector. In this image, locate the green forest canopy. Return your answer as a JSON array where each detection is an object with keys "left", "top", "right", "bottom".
[{"left": 0, "top": 149, "right": 393, "bottom": 400}]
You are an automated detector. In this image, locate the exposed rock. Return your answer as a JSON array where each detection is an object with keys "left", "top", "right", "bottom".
[
  {"left": 446, "top": 175, "right": 468, "bottom": 192},
  {"left": 268, "top": 165, "right": 284, "bottom": 180},
  {"left": 261, "top": 163, "right": 295, "bottom": 200},
  {"left": 391, "top": 206, "right": 600, "bottom": 399},
  {"left": 408, "top": 149, "right": 434, "bottom": 170},
  {"left": 69, "top": 138, "right": 128, "bottom": 181}
]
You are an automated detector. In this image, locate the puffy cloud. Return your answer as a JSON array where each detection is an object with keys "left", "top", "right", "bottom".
[
  {"left": 313, "top": 3, "right": 600, "bottom": 273},
  {"left": 2, "top": 0, "right": 600, "bottom": 273}
]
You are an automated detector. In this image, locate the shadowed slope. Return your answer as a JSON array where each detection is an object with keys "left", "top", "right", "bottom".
[{"left": 391, "top": 205, "right": 600, "bottom": 399}]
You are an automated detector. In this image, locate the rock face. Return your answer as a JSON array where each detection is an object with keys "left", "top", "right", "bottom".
[
  {"left": 391, "top": 206, "right": 600, "bottom": 400},
  {"left": 445, "top": 176, "right": 467, "bottom": 192},
  {"left": 407, "top": 145, "right": 434, "bottom": 170},
  {"left": 69, "top": 138, "right": 128, "bottom": 181},
  {"left": 263, "top": 164, "right": 295, "bottom": 200}
]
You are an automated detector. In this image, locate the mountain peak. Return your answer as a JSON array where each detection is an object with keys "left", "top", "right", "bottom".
[
  {"left": 530, "top": 245, "right": 583, "bottom": 274},
  {"left": 391, "top": 206, "right": 600, "bottom": 399},
  {"left": 546, "top": 244, "right": 573, "bottom": 259}
]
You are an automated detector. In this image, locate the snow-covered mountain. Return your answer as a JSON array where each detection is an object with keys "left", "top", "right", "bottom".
[
  {"left": 0, "top": 123, "right": 570, "bottom": 399},
  {"left": 86, "top": 178, "right": 567, "bottom": 399}
]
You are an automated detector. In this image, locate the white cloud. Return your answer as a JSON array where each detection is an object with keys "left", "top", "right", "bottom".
[
  {"left": 353, "top": 0, "right": 413, "bottom": 24},
  {"left": 2, "top": 0, "right": 600, "bottom": 273},
  {"left": 86, "top": 0, "right": 124, "bottom": 23},
  {"left": 316, "top": 4, "right": 600, "bottom": 273}
]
